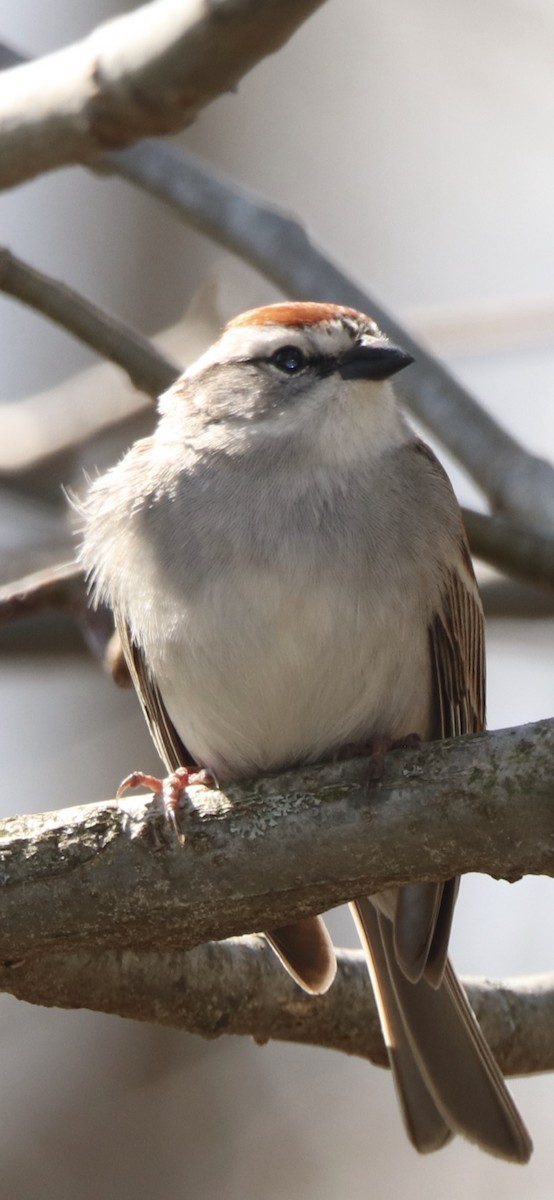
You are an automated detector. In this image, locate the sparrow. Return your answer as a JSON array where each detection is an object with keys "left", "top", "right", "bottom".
[{"left": 79, "top": 301, "right": 532, "bottom": 1162}]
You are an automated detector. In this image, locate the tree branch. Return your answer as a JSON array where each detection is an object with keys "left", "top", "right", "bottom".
[
  {"left": 0, "top": 559, "right": 122, "bottom": 672},
  {"left": 1, "top": 938, "right": 552, "bottom": 1078},
  {"left": 0, "top": 560, "right": 84, "bottom": 625},
  {"left": 0, "top": 246, "right": 180, "bottom": 396},
  {"left": 1, "top": 718, "right": 552, "bottom": 965},
  {"left": 463, "top": 508, "right": 554, "bottom": 590},
  {"left": 1, "top": 723, "right": 553, "bottom": 1075},
  {"left": 0, "top": 0, "right": 326, "bottom": 190},
  {"left": 0, "top": 295, "right": 220, "bottom": 476}
]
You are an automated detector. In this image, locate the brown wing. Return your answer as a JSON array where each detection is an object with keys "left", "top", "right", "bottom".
[
  {"left": 116, "top": 615, "right": 196, "bottom": 773},
  {"left": 117, "top": 615, "right": 337, "bottom": 995},
  {"left": 394, "top": 504, "right": 486, "bottom": 984},
  {"left": 353, "top": 502, "right": 532, "bottom": 1158},
  {"left": 429, "top": 542, "right": 486, "bottom": 739}
]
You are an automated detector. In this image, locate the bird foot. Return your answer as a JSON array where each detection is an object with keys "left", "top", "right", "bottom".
[
  {"left": 333, "top": 733, "right": 421, "bottom": 780},
  {"left": 366, "top": 733, "right": 422, "bottom": 782},
  {"left": 116, "top": 767, "right": 217, "bottom": 845}
]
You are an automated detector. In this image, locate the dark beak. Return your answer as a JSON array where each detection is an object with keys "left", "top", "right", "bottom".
[{"left": 337, "top": 340, "right": 414, "bottom": 382}]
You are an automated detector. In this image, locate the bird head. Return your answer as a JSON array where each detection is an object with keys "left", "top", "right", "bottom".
[{"left": 159, "top": 302, "right": 414, "bottom": 461}]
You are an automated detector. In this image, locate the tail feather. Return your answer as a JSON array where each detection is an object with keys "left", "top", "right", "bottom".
[
  {"left": 352, "top": 896, "right": 532, "bottom": 1163},
  {"left": 266, "top": 916, "right": 337, "bottom": 995},
  {"left": 350, "top": 899, "right": 452, "bottom": 1153}
]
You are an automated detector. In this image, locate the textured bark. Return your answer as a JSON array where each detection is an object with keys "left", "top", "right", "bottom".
[
  {"left": 0, "top": 718, "right": 552, "bottom": 1072},
  {"left": 0, "top": 0, "right": 326, "bottom": 189},
  {"left": 0, "top": 718, "right": 552, "bottom": 960},
  {"left": 1, "top": 938, "right": 552, "bottom": 1078}
]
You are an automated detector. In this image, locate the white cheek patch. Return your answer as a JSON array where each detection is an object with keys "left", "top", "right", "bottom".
[{"left": 310, "top": 379, "right": 410, "bottom": 465}]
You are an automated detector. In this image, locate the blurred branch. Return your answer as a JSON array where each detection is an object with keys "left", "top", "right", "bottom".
[
  {"left": 480, "top": 578, "right": 554, "bottom": 620},
  {"left": 1, "top": 937, "right": 552, "bottom": 1078},
  {"left": 0, "top": 718, "right": 552, "bottom": 957},
  {"left": 0, "top": 488, "right": 74, "bottom": 589},
  {"left": 0, "top": 558, "right": 117, "bottom": 667},
  {"left": 0, "top": 246, "right": 179, "bottom": 396},
  {"left": 0, "top": 0, "right": 326, "bottom": 190},
  {"left": 0, "top": 42, "right": 22, "bottom": 70},
  {"left": 0, "top": 292, "right": 221, "bottom": 476},
  {"left": 463, "top": 509, "right": 554, "bottom": 590},
  {"left": 0, "top": 560, "right": 83, "bottom": 625},
  {"left": 113, "top": 141, "right": 554, "bottom": 532}
]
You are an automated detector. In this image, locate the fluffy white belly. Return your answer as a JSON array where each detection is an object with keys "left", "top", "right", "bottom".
[{"left": 142, "top": 566, "right": 432, "bottom": 780}]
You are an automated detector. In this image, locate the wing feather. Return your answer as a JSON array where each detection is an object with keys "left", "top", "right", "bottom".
[
  {"left": 394, "top": 450, "right": 485, "bottom": 986},
  {"left": 430, "top": 544, "right": 485, "bottom": 740},
  {"left": 116, "top": 615, "right": 195, "bottom": 772}
]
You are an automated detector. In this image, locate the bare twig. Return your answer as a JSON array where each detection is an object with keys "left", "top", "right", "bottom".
[
  {"left": 1, "top": 938, "right": 552, "bottom": 1078},
  {"left": 0, "top": 0, "right": 326, "bottom": 190},
  {"left": 0, "top": 718, "right": 552, "bottom": 962},
  {"left": 0, "top": 247, "right": 180, "bottom": 396},
  {"left": 0, "top": 558, "right": 116, "bottom": 665},
  {"left": 0, "top": 560, "right": 83, "bottom": 625},
  {"left": 113, "top": 141, "right": 554, "bottom": 531},
  {"left": 0, "top": 294, "right": 221, "bottom": 475}
]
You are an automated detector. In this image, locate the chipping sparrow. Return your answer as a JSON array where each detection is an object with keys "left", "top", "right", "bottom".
[{"left": 79, "top": 302, "right": 531, "bottom": 1162}]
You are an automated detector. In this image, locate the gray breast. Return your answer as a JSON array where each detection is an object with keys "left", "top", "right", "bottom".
[{"left": 136, "top": 442, "right": 451, "bottom": 777}]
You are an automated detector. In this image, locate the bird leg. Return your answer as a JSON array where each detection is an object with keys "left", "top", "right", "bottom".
[
  {"left": 366, "top": 733, "right": 422, "bottom": 781},
  {"left": 333, "top": 734, "right": 421, "bottom": 781},
  {"left": 116, "top": 766, "right": 216, "bottom": 845}
]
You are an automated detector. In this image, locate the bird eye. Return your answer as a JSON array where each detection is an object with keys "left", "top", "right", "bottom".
[{"left": 270, "top": 346, "right": 307, "bottom": 374}]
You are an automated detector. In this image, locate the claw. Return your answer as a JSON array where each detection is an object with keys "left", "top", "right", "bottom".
[
  {"left": 116, "top": 767, "right": 217, "bottom": 846},
  {"left": 116, "top": 771, "right": 166, "bottom": 798}
]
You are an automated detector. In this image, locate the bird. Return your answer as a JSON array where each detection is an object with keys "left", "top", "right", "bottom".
[{"left": 79, "top": 301, "right": 532, "bottom": 1162}]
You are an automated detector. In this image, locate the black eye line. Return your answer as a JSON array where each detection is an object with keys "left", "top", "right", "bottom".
[{"left": 247, "top": 352, "right": 337, "bottom": 378}]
